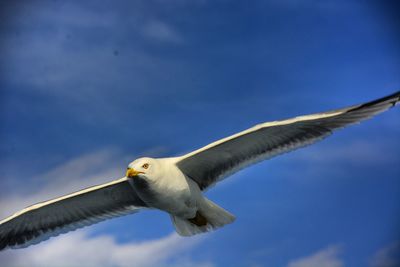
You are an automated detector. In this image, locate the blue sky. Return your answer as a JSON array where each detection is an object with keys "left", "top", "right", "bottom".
[{"left": 0, "top": 0, "right": 399, "bottom": 266}]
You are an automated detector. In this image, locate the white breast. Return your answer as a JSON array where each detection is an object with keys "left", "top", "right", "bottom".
[{"left": 147, "top": 158, "right": 203, "bottom": 218}]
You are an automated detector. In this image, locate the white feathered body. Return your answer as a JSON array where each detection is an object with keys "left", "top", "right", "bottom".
[
  {"left": 133, "top": 158, "right": 201, "bottom": 218},
  {"left": 129, "top": 157, "right": 235, "bottom": 235}
]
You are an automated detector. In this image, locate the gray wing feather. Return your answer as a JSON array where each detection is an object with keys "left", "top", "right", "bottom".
[
  {"left": 177, "top": 91, "right": 400, "bottom": 190},
  {"left": 0, "top": 177, "right": 146, "bottom": 250}
]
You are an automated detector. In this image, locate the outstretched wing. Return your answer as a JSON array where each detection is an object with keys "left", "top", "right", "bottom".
[
  {"left": 0, "top": 177, "right": 146, "bottom": 250},
  {"left": 176, "top": 91, "right": 400, "bottom": 190}
]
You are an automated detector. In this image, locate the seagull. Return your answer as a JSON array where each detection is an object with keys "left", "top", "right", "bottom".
[{"left": 0, "top": 91, "right": 399, "bottom": 251}]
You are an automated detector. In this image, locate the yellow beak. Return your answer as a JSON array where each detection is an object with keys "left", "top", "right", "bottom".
[{"left": 126, "top": 168, "right": 144, "bottom": 178}]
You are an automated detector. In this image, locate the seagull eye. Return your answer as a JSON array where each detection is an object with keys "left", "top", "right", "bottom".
[{"left": 142, "top": 163, "right": 149, "bottom": 169}]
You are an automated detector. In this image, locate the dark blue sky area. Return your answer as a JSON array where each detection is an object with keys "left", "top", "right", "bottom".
[{"left": 0, "top": 1, "right": 399, "bottom": 266}]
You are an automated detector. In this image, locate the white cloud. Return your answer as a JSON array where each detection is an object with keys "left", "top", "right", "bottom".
[
  {"left": 0, "top": 146, "right": 169, "bottom": 218},
  {"left": 270, "top": 135, "right": 400, "bottom": 182},
  {"left": 0, "top": 149, "right": 124, "bottom": 219},
  {"left": 2, "top": 2, "right": 184, "bottom": 97},
  {"left": 12, "top": 1, "right": 116, "bottom": 29},
  {"left": 0, "top": 230, "right": 212, "bottom": 267},
  {"left": 370, "top": 242, "right": 400, "bottom": 267},
  {"left": 141, "top": 20, "right": 183, "bottom": 44},
  {"left": 287, "top": 245, "right": 343, "bottom": 267},
  {"left": 267, "top": 0, "right": 363, "bottom": 10},
  {"left": 291, "top": 138, "right": 398, "bottom": 166}
]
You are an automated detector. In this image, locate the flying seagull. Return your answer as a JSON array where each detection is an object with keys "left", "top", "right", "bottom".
[{"left": 0, "top": 91, "right": 399, "bottom": 251}]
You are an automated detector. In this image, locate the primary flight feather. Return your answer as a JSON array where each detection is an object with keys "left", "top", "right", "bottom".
[{"left": 0, "top": 91, "right": 399, "bottom": 250}]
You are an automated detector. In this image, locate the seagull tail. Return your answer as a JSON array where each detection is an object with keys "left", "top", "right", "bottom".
[{"left": 171, "top": 198, "right": 235, "bottom": 236}]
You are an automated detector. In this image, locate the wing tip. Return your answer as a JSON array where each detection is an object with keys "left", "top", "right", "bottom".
[{"left": 351, "top": 90, "right": 400, "bottom": 111}]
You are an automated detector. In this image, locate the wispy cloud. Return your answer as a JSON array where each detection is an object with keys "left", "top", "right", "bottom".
[
  {"left": 287, "top": 245, "right": 343, "bottom": 267},
  {"left": 2, "top": 1, "right": 184, "bottom": 98},
  {"left": 0, "top": 149, "right": 124, "bottom": 219},
  {"left": 370, "top": 241, "right": 400, "bottom": 267},
  {"left": 270, "top": 134, "right": 400, "bottom": 182},
  {"left": 294, "top": 138, "right": 399, "bottom": 165},
  {"left": 141, "top": 20, "right": 183, "bottom": 44},
  {"left": 0, "top": 231, "right": 212, "bottom": 267},
  {"left": 0, "top": 146, "right": 169, "bottom": 219}
]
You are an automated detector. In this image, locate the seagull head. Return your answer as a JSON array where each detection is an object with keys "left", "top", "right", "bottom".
[{"left": 126, "top": 157, "right": 158, "bottom": 180}]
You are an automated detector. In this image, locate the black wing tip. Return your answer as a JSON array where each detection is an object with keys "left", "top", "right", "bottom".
[
  {"left": 376, "top": 90, "right": 400, "bottom": 107},
  {"left": 366, "top": 90, "right": 399, "bottom": 107},
  {"left": 348, "top": 90, "right": 400, "bottom": 112},
  {"left": 391, "top": 90, "right": 400, "bottom": 107}
]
